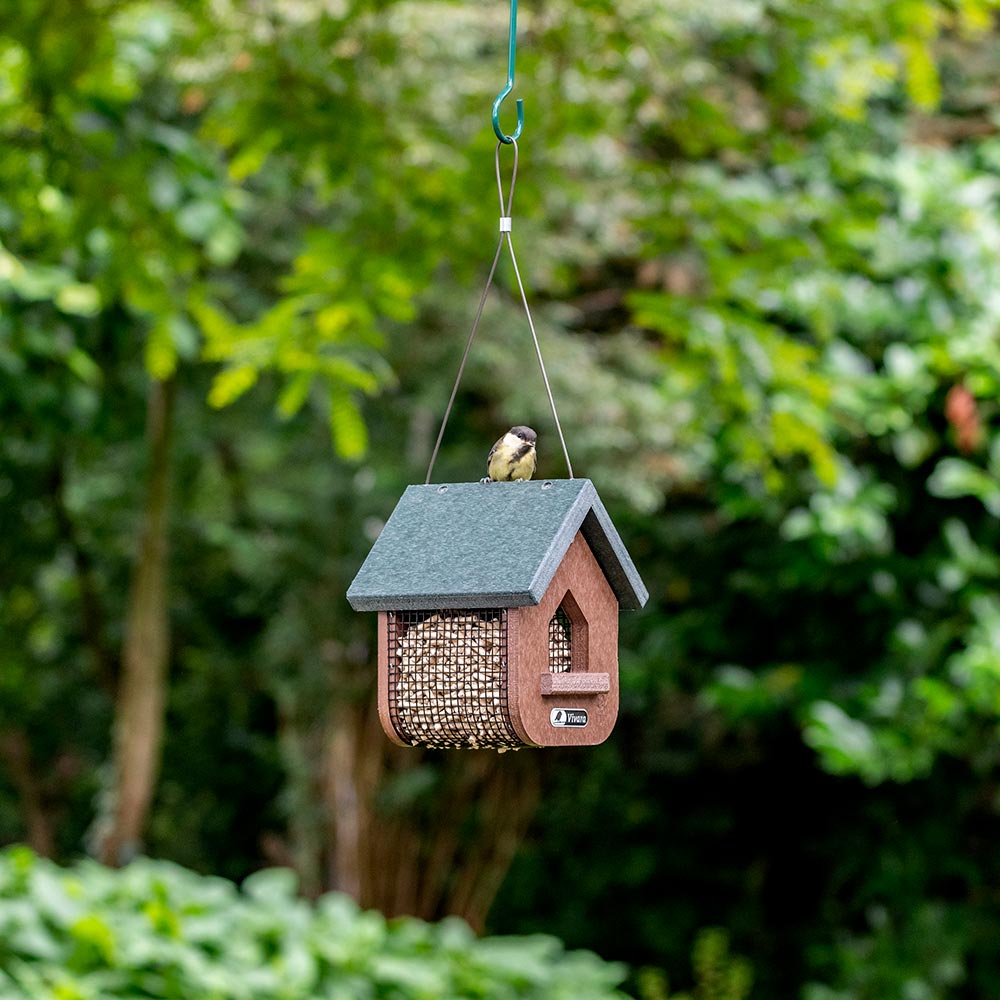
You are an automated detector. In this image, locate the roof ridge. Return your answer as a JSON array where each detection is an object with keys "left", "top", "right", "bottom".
[{"left": 523, "top": 480, "right": 598, "bottom": 602}]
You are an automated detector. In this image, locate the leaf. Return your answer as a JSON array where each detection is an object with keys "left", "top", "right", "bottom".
[
  {"left": 319, "top": 356, "right": 379, "bottom": 394},
  {"left": 69, "top": 914, "right": 116, "bottom": 967},
  {"left": 277, "top": 372, "right": 314, "bottom": 418},
  {"left": 192, "top": 302, "right": 237, "bottom": 356},
  {"left": 167, "top": 314, "right": 200, "bottom": 362},
  {"left": 206, "top": 220, "right": 243, "bottom": 266},
  {"left": 55, "top": 284, "right": 101, "bottom": 317},
  {"left": 900, "top": 39, "right": 941, "bottom": 110},
  {"left": 145, "top": 320, "right": 178, "bottom": 380},
  {"left": 927, "top": 458, "right": 1000, "bottom": 516},
  {"left": 229, "top": 129, "right": 282, "bottom": 181},
  {"left": 176, "top": 200, "right": 223, "bottom": 241},
  {"left": 328, "top": 386, "right": 367, "bottom": 460},
  {"left": 208, "top": 365, "right": 258, "bottom": 408},
  {"left": 242, "top": 867, "right": 298, "bottom": 904},
  {"left": 803, "top": 701, "right": 884, "bottom": 783},
  {"left": 65, "top": 349, "right": 102, "bottom": 386}
]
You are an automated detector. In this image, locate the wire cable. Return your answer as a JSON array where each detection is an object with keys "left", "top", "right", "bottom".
[
  {"left": 424, "top": 237, "right": 504, "bottom": 484},
  {"left": 425, "top": 140, "right": 574, "bottom": 483}
]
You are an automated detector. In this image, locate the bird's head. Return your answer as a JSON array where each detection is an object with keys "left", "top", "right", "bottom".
[{"left": 509, "top": 425, "right": 537, "bottom": 447}]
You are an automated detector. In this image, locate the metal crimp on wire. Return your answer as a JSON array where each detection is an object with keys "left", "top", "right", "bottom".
[{"left": 499, "top": 216, "right": 512, "bottom": 232}]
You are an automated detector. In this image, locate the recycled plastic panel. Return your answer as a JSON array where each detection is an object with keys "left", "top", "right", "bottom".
[
  {"left": 348, "top": 479, "right": 648, "bottom": 613},
  {"left": 513, "top": 533, "right": 619, "bottom": 748}
]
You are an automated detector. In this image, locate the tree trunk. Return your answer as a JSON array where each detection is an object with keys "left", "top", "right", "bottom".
[
  {"left": 321, "top": 681, "right": 543, "bottom": 927},
  {"left": 324, "top": 698, "right": 363, "bottom": 898},
  {"left": 99, "top": 377, "right": 175, "bottom": 866},
  {"left": 0, "top": 728, "right": 55, "bottom": 857}
]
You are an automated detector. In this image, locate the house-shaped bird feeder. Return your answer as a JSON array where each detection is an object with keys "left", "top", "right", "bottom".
[{"left": 347, "top": 479, "right": 647, "bottom": 750}]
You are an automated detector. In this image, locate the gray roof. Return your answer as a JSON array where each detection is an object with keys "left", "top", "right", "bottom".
[{"left": 347, "top": 479, "right": 648, "bottom": 612}]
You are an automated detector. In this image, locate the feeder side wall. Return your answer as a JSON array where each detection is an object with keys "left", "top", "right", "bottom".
[
  {"left": 377, "top": 611, "right": 409, "bottom": 746},
  {"left": 514, "top": 532, "right": 619, "bottom": 747}
]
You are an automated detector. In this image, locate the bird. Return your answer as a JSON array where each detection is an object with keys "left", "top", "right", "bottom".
[{"left": 486, "top": 425, "right": 537, "bottom": 482}]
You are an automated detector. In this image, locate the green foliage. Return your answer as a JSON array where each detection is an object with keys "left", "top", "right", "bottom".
[
  {"left": 803, "top": 904, "right": 966, "bottom": 1000},
  {"left": 0, "top": 848, "right": 626, "bottom": 1000},
  {"left": 637, "top": 930, "right": 752, "bottom": 1000},
  {"left": 6, "top": 1, "right": 1000, "bottom": 999},
  {"left": 0, "top": 0, "right": 387, "bottom": 457}
]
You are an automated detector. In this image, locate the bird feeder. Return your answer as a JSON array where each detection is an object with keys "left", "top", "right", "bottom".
[
  {"left": 347, "top": 479, "right": 647, "bottom": 749},
  {"left": 346, "top": 4, "right": 647, "bottom": 751}
]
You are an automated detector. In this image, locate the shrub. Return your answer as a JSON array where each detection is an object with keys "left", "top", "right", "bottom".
[{"left": 0, "top": 848, "right": 627, "bottom": 1000}]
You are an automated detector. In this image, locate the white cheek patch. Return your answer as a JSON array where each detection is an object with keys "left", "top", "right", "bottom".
[{"left": 503, "top": 433, "right": 523, "bottom": 449}]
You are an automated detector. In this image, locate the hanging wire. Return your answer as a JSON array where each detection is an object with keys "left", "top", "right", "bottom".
[
  {"left": 504, "top": 214, "right": 574, "bottom": 482},
  {"left": 425, "top": 141, "right": 574, "bottom": 483}
]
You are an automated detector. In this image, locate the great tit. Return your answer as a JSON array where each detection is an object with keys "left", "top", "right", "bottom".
[{"left": 486, "top": 425, "right": 537, "bottom": 482}]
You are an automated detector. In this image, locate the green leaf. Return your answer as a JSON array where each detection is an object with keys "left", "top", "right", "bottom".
[
  {"left": 242, "top": 866, "right": 299, "bottom": 904},
  {"left": 277, "top": 372, "right": 314, "bottom": 418},
  {"left": 55, "top": 284, "right": 101, "bottom": 317},
  {"left": 328, "top": 386, "right": 367, "bottom": 460},
  {"left": 927, "top": 458, "right": 1000, "bottom": 516},
  {"left": 319, "top": 357, "right": 379, "bottom": 394},
  {"left": 176, "top": 200, "right": 224, "bottom": 242},
  {"left": 229, "top": 129, "right": 282, "bottom": 181},
  {"left": 900, "top": 38, "right": 941, "bottom": 109},
  {"left": 145, "top": 320, "right": 178, "bottom": 380},
  {"left": 65, "top": 349, "right": 102, "bottom": 386},
  {"left": 208, "top": 365, "right": 258, "bottom": 408}
]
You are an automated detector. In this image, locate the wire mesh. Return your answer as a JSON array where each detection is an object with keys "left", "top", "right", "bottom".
[
  {"left": 548, "top": 606, "right": 572, "bottom": 673},
  {"left": 386, "top": 609, "right": 523, "bottom": 750}
]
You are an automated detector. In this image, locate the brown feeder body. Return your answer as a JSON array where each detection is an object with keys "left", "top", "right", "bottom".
[
  {"left": 349, "top": 480, "right": 646, "bottom": 750},
  {"left": 377, "top": 533, "right": 619, "bottom": 749}
]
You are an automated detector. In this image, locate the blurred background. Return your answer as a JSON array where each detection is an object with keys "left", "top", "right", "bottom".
[{"left": 3, "top": 0, "right": 1000, "bottom": 997}]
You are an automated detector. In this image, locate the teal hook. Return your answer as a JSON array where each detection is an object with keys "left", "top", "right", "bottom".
[{"left": 491, "top": 0, "right": 523, "bottom": 144}]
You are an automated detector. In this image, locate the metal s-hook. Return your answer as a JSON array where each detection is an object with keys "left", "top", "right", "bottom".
[{"left": 491, "top": 0, "right": 523, "bottom": 144}]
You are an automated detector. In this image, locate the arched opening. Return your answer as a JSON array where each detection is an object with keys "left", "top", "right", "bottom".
[
  {"left": 547, "top": 590, "right": 589, "bottom": 674},
  {"left": 548, "top": 605, "right": 573, "bottom": 673}
]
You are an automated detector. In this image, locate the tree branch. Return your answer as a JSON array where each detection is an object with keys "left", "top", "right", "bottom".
[{"left": 98, "top": 377, "right": 175, "bottom": 866}]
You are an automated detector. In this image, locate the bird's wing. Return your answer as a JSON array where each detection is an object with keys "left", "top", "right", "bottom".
[{"left": 486, "top": 435, "right": 503, "bottom": 472}]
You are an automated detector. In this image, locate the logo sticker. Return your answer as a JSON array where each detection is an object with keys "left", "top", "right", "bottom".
[{"left": 550, "top": 708, "right": 588, "bottom": 728}]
